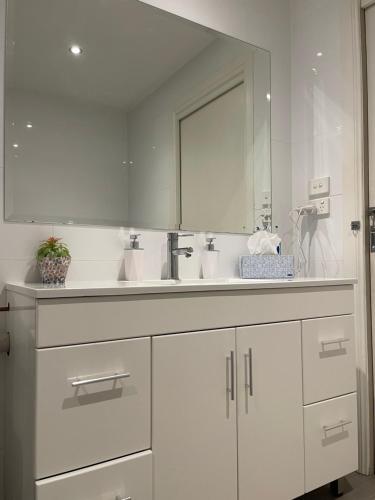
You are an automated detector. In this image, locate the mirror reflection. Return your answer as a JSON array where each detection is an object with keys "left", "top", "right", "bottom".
[{"left": 5, "top": 0, "right": 271, "bottom": 233}]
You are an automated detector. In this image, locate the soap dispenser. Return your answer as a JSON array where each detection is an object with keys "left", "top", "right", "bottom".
[
  {"left": 124, "top": 233, "right": 144, "bottom": 281},
  {"left": 202, "top": 237, "right": 220, "bottom": 279}
]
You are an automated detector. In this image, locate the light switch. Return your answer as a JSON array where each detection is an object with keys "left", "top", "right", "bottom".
[{"left": 309, "top": 176, "right": 330, "bottom": 197}]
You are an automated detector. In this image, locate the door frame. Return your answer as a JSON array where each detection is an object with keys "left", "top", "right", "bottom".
[
  {"left": 172, "top": 61, "right": 254, "bottom": 232},
  {"left": 357, "top": 0, "right": 375, "bottom": 475}
]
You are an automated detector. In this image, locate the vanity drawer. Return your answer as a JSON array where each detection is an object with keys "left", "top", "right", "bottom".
[
  {"left": 36, "top": 450, "right": 152, "bottom": 500},
  {"left": 36, "top": 286, "right": 354, "bottom": 347},
  {"left": 35, "top": 337, "right": 151, "bottom": 479},
  {"left": 304, "top": 393, "right": 358, "bottom": 493},
  {"left": 302, "top": 315, "right": 356, "bottom": 404}
]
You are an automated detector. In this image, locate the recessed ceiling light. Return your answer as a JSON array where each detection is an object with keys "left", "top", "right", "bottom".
[
  {"left": 12, "top": 143, "right": 19, "bottom": 148},
  {"left": 26, "top": 122, "right": 33, "bottom": 128},
  {"left": 312, "top": 67, "right": 318, "bottom": 75},
  {"left": 69, "top": 45, "right": 83, "bottom": 56},
  {"left": 266, "top": 93, "right": 271, "bottom": 102},
  {"left": 316, "top": 51, "right": 323, "bottom": 57}
]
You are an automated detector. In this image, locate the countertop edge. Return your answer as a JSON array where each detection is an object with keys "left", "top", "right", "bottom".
[{"left": 6, "top": 279, "right": 358, "bottom": 299}]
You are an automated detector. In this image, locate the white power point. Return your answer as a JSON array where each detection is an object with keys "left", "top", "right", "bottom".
[
  {"left": 309, "top": 176, "right": 330, "bottom": 197},
  {"left": 314, "top": 197, "right": 330, "bottom": 216}
]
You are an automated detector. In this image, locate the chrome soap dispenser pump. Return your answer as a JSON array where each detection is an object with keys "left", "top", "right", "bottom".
[
  {"left": 124, "top": 233, "right": 144, "bottom": 281},
  {"left": 202, "top": 236, "right": 220, "bottom": 279}
]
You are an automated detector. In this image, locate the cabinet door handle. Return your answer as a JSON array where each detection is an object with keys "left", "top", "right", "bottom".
[
  {"left": 227, "top": 351, "right": 235, "bottom": 401},
  {"left": 245, "top": 348, "right": 253, "bottom": 396},
  {"left": 323, "top": 419, "right": 352, "bottom": 433},
  {"left": 116, "top": 497, "right": 131, "bottom": 500},
  {"left": 70, "top": 372, "right": 131, "bottom": 387}
]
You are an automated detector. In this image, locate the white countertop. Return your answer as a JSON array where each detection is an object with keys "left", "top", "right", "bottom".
[{"left": 6, "top": 278, "right": 357, "bottom": 299}]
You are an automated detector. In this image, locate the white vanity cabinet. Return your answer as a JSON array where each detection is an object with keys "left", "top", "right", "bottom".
[{"left": 4, "top": 279, "right": 358, "bottom": 500}]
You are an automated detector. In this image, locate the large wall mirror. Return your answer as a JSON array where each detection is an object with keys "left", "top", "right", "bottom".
[{"left": 4, "top": 0, "right": 271, "bottom": 234}]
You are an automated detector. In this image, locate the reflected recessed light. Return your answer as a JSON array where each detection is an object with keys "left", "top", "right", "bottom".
[
  {"left": 266, "top": 93, "right": 271, "bottom": 102},
  {"left": 312, "top": 67, "right": 318, "bottom": 75},
  {"left": 26, "top": 122, "right": 33, "bottom": 128},
  {"left": 316, "top": 51, "right": 323, "bottom": 57},
  {"left": 69, "top": 45, "right": 83, "bottom": 56},
  {"left": 12, "top": 143, "right": 19, "bottom": 148}
]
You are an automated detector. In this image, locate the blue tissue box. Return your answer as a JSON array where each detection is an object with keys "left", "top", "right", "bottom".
[{"left": 239, "top": 255, "right": 295, "bottom": 279}]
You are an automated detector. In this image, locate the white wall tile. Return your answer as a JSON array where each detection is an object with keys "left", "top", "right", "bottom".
[
  {"left": 271, "top": 139, "right": 293, "bottom": 252},
  {"left": 310, "top": 259, "right": 344, "bottom": 279},
  {"left": 0, "top": 223, "right": 53, "bottom": 261},
  {"left": 290, "top": 0, "right": 355, "bottom": 279},
  {"left": 53, "top": 225, "right": 126, "bottom": 262}
]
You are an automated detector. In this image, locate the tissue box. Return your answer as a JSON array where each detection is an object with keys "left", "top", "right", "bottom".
[{"left": 239, "top": 255, "right": 294, "bottom": 279}]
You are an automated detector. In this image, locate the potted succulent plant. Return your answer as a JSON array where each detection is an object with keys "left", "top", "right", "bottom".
[{"left": 36, "top": 237, "right": 71, "bottom": 284}]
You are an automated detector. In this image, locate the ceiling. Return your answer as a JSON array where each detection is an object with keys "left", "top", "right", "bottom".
[{"left": 6, "top": 0, "right": 217, "bottom": 109}]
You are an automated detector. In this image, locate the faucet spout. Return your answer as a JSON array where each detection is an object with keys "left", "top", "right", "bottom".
[{"left": 172, "top": 247, "right": 194, "bottom": 257}]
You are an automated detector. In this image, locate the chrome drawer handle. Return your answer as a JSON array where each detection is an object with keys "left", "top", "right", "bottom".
[
  {"left": 70, "top": 372, "right": 131, "bottom": 387},
  {"left": 323, "top": 419, "right": 352, "bottom": 433},
  {"left": 226, "top": 351, "right": 235, "bottom": 401},
  {"left": 321, "top": 338, "right": 350, "bottom": 347},
  {"left": 244, "top": 348, "right": 253, "bottom": 396}
]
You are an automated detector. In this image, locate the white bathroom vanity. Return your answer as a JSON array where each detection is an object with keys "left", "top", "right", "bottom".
[{"left": 5, "top": 278, "right": 357, "bottom": 500}]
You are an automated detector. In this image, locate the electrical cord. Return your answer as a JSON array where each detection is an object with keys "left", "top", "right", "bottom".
[{"left": 289, "top": 205, "right": 317, "bottom": 276}]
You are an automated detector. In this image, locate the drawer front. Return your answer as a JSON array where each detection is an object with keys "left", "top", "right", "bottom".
[
  {"left": 302, "top": 315, "right": 356, "bottom": 404},
  {"left": 36, "top": 450, "right": 152, "bottom": 500},
  {"left": 36, "top": 286, "right": 354, "bottom": 347},
  {"left": 35, "top": 338, "right": 151, "bottom": 479},
  {"left": 304, "top": 393, "right": 358, "bottom": 493}
]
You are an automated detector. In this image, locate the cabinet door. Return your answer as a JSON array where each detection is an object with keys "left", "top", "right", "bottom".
[
  {"left": 237, "top": 322, "right": 304, "bottom": 500},
  {"left": 153, "top": 329, "right": 237, "bottom": 500}
]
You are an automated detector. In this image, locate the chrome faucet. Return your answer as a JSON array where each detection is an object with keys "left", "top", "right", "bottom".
[{"left": 167, "top": 232, "right": 194, "bottom": 280}]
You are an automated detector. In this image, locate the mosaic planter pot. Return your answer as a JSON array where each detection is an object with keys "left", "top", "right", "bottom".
[{"left": 38, "top": 256, "right": 71, "bottom": 284}]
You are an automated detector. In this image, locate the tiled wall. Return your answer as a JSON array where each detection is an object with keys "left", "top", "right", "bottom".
[
  {"left": 290, "top": 0, "right": 357, "bottom": 278},
  {"left": 0, "top": 0, "right": 293, "bottom": 496}
]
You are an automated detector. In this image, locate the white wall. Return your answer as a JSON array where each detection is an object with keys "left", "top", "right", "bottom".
[
  {"left": 0, "top": 0, "right": 292, "bottom": 497},
  {"left": 291, "top": 0, "right": 358, "bottom": 278}
]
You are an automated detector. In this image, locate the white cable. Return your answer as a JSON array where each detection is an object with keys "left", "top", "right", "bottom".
[{"left": 289, "top": 205, "right": 317, "bottom": 276}]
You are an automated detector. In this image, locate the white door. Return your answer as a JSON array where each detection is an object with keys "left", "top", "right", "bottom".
[
  {"left": 180, "top": 82, "right": 252, "bottom": 233},
  {"left": 236, "top": 322, "right": 304, "bottom": 500},
  {"left": 152, "top": 329, "right": 237, "bottom": 500}
]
